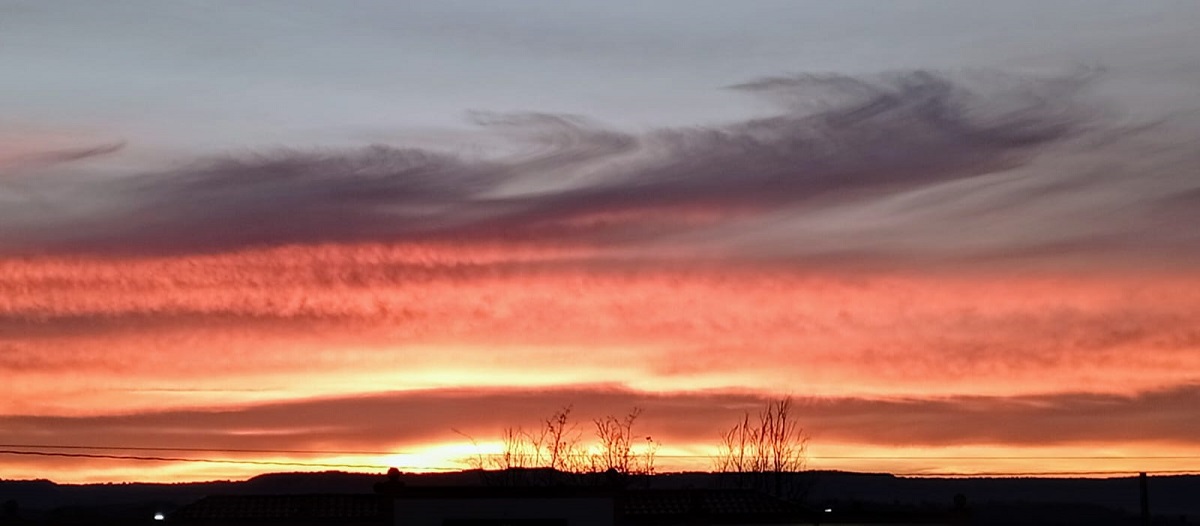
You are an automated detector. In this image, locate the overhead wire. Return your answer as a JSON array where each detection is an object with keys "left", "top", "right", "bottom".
[
  {"left": 0, "top": 443, "right": 401, "bottom": 456},
  {"left": 3, "top": 443, "right": 1198, "bottom": 476},
  {"left": 0, "top": 449, "right": 404, "bottom": 470},
  {"left": 5, "top": 444, "right": 1200, "bottom": 461}
]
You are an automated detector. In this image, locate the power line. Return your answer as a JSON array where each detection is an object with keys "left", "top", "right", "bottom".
[
  {"left": 5, "top": 444, "right": 1200, "bottom": 461},
  {"left": 806, "top": 456, "right": 1200, "bottom": 460},
  {"left": 3, "top": 449, "right": 1197, "bottom": 478},
  {"left": 449, "top": 451, "right": 1200, "bottom": 461},
  {"left": 890, "top": 469, "right": 1200, "bottom": 477},
  {"left": 0, "top": 443, "right": 402, "bottom": 456},
  {"left": 0, "top": 449, "right": 454, "bottom": 471},
  {"left": 3, "top": 450, "right": 1194, "bottom": 478}
]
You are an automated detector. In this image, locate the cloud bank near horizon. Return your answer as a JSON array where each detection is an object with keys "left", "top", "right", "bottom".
[
  {"left": 7, "top": 384, "right": 1200, "bottom": 451},
  {"left": 4, "top": 384, "right": 1199, "bottom": 481}
]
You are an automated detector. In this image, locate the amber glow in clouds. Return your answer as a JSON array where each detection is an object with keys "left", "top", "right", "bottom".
[{"left": 3, "top": 1, "right": 1200, "bottom": 482}]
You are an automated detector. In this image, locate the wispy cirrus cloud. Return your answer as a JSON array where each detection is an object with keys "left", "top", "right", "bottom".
[
  {"left": 8, "top": 69, "right": 1194, "bottom": 267},
  {"left": 0, "top": 134, "right": 125, "bottom": 171}
]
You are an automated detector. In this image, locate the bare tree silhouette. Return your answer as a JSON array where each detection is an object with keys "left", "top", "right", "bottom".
[
  {"left": 458, "top": 405, "right": 658, "bottom": 486},
  {"left": 588, "top": 407, "right": 659, "bottom": 478},
  {"left": 713, "top": 397, "right": 809, "bottom": 500}
]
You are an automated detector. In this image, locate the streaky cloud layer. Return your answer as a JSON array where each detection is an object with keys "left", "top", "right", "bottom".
[
  {"left": 3, "top": 245, "right": 1199, "bottom": 416},
  {"left": 3, "top": 69, "right": 1200, "bottom": 482}
]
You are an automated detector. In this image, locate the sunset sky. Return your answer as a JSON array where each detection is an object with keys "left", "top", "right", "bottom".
[{"left": 3, "top": 1, "right": 1200, "bottom": 483}]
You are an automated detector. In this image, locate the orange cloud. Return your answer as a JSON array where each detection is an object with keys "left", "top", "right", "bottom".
[
  {"left": 3, "top": 241, "right": 1200, "bottom": 480},
  {"left": 4, "top": 244, "right": 1200, "bottom": 415}
]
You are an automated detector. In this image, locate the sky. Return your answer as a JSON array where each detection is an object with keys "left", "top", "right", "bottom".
[{"left": 2, "top": 1, "right": 1200, "bottom": 483}]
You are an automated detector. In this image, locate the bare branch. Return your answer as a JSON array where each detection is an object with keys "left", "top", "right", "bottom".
[{"left": 712, "top": 396, "right": 809, "bottom": 500}]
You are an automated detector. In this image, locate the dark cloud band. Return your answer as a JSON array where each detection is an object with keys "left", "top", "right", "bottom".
[
  {"left": 3, "top": 385, "right": 1198, "bottom": 453},
  {"left": 9, "top": 69, "right": 1194, "bottom": 267}
]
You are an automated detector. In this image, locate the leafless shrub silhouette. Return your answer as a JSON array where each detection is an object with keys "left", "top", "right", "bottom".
[
  {"left": 457, "top": 404, "right": 658, "bottom": 486},
  {"left": 713, "top": 397, "right": 809, "bottom": 500}
]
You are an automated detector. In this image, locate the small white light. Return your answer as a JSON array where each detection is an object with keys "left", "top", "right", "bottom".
[
  {"left": 824, "top": 508, "right": 833, "bottom": 513},
  {"left": 154, "top": 513, "right": 165, "bottom": 521}
]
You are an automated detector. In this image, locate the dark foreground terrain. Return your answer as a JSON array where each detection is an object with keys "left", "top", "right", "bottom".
[{"left": 2, "top": 470, "right": 1197, "bottom": 525}]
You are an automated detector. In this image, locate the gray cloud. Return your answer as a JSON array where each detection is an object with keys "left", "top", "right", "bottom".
[
  {"left": 3, "top": 69, "right": 1196, "bottom": 266},
  {"left": 0, "top": 142, "right": 126, "bottom": 172},
  {"left": 32, "top": 141, "right": 127, "bottom": 165}
]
